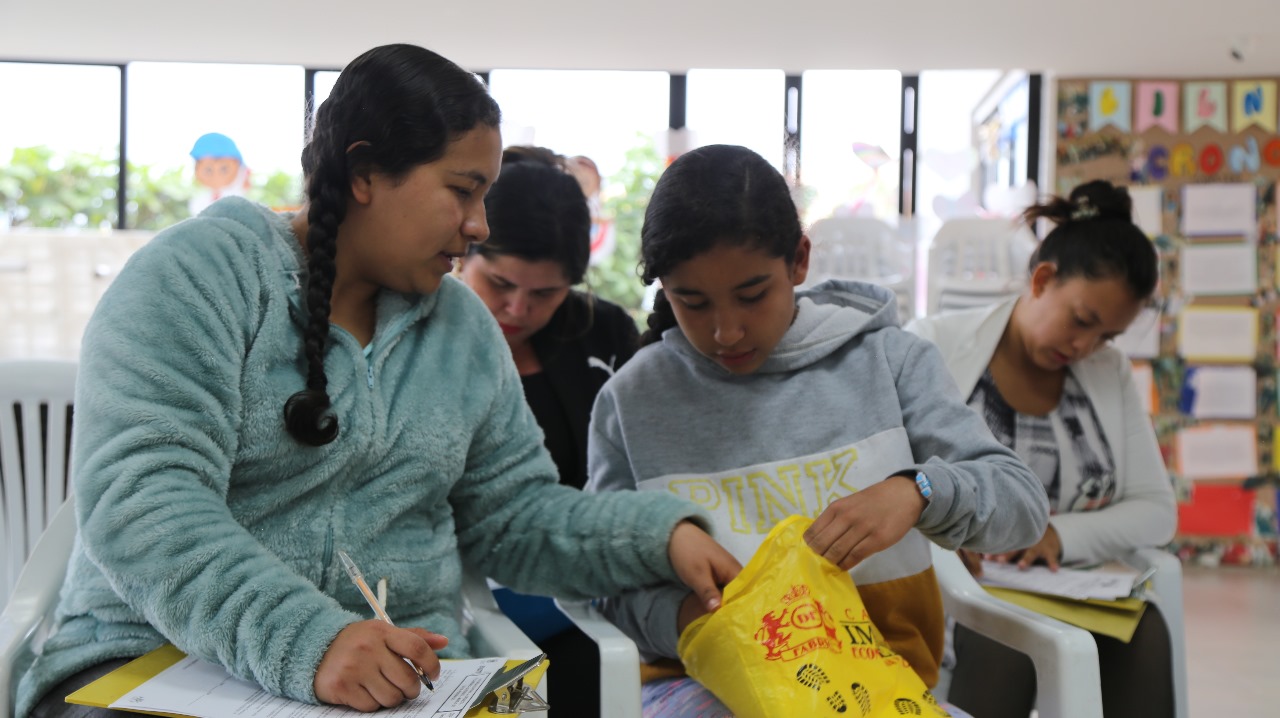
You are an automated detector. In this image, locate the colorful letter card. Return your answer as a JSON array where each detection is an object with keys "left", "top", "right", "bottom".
[
  {"left": 1136, "top": 82, "right": 1179, "bottom": 133},
  {"left": 1183, "top": 82, "right": 1228, "bottom": 133},
  {"left": 1231, "top": 80, "right": 1277, "bottom": 133},
  {"left": 1089, "top": 81, "right": 1132, "bottom": 132}
]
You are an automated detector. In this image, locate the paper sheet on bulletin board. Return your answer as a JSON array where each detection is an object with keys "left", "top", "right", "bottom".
[
  {"left": 1176, "top": 424, "right": 1258, "bottom": 481},
  {"left": 1177, "top": 307, "right": 1258, "bottom": 362},
  {"left": 1178, "top": 484, "right": 1256, "bottom": 536}
]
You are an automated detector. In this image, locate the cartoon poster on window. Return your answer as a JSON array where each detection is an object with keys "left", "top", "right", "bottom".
[
  {"left": 190, "top": 132, "right": 251, "bottom": 216},
  {"left": 1089, "top": 81, "right": 1131, "bottom": 132}
]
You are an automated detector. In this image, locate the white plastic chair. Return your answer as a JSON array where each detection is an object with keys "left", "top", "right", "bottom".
[
  {"left": 0, "top": 359, "right": 77, "bottom": 607},
  {"left": 806, "top": 216, "right": 915, "bottom": 321},
  {"left": 930, "top": 543, "right": 1103, "bottom": 718},
  {"left": 1121, "top": 547, "right": 1188, "bottom": 718},
  {"left": 0, "top": 498, "right": 547, "bottom": 718},
  {"left": 0, "top": 498, "right": 76, "bottom": 718},
  {"left": 926, "top": 218, "right": 1037, "bottom": 315},
  {"left": 555, "top": 599, "right": 643, "bottom": 718}
]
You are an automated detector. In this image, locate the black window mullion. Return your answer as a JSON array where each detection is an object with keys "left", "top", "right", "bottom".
[
  {"left": 1027, "top": 73, "right": 1043, "bottom": 186},
  {"left": 784, "top": 74, "right": 802, "bottom": 184},
  {"left": 899, "top": 75, "right": 919, "bottom": 217},
  {"left": 117, "top": 63, "right": 127, "bottom": 229}
]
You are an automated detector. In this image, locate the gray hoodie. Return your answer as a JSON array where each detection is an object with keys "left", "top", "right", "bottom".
[{"left": 585, "top": 279, "right": 1047, "bottom": 686}]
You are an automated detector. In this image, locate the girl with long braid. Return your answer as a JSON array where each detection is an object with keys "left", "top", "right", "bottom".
[{"left": 16, "top": 44, "right": 737, "bottom": 718}]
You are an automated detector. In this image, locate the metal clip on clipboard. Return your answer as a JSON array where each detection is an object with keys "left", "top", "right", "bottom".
[{"left": 468, "top": 653, "right": 550, "bottom": 715}]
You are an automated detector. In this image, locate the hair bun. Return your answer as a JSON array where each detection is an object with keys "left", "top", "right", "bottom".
[{"left": 1067, "top": 180, "right": 1132, "bottom": 223}]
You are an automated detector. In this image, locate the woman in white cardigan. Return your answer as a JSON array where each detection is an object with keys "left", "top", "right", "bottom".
[{"left": 906, "top": 180, "right": 1177, "bottom": 718}]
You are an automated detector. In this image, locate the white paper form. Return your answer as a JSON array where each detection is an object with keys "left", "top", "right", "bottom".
[
  {"left": 1176, "top": 424, "right": 1259, "bottom": 481},
  {"left": 1180, "top": 244, "right": 1257, "bottom": 295},
  {"left": 1181, "top": 183, "right": 1257, "bottom": 239},
  {"left": 1129, "top": 186, "right": 1164, "bottom": 238},
  {"left": 110, "top": 655, "right": 505, "bottom": 718},
  {"left": 1177, "top": 307, "right": 1257, "bottom": 362},
  {"left": 1113, "top": 308, "right": 1162, "bottom": 359},
  {"left": 1184, "top": 366, "right": 1257, "bottom": 419},
  {"left": 978, "top": 561, "right": 1141, "bottom": 601}
]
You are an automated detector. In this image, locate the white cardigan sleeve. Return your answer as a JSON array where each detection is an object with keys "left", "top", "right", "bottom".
[{"left": 1051, "top": 355, "right": 1177, "bottom": 565}]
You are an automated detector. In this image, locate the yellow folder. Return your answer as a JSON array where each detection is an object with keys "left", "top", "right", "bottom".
[
  {"left": 66, "top": 644, "right": 549, "bottom": 717},
  {"left": 983, "top": 586, "right": 1148, "bottom": 642}
]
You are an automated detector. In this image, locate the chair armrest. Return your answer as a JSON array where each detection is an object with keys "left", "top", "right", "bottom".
[
  {"left": 459, "top": 572, "right": 542, "bottom": 659},
  {"left": 457, "top": 573, "right": 547, "bottom": 718},
  {"left": 931, "top": 545, "right": 1102, "bottom": 718},
  {"left": 1120, "top": 548, "right": 1188, "bottom": 718},
  {"left": 556, "top": 600, "right": 642, "bottom": 718},
  {"left": 1, "top": 500, "right": 77, "bottom": 718}
]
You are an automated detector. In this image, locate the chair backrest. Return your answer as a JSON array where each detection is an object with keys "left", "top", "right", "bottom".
[
  {"left": 807, "top": 216, "right": 911, "bottom": 285},
  {"left": 0, "top": 497, "right": 76, "bottom": 718},
  {"left": 806, "top": 216, "right": 915, "bottom": 320},
  {"left": 0, "top": 360, "right": 77, "bottom": 606},
  {"left": 926, "top": 218, "right": 1037, "bottom": 315}
]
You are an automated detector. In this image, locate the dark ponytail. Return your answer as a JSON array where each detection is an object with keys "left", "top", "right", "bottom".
[
  {"left": 637, "top": 145, "right": 801, "bottom": 346},
  {"left": 284, "top": 44, "right": 500, "bottom": 446},
  {"left": 1021, "top": 179, "right": 1158, "bottom": 301}
]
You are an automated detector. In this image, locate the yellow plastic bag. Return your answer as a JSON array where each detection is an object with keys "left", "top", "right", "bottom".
[{"left": 677, "top": 515, "right": 948, "bottom": 718}]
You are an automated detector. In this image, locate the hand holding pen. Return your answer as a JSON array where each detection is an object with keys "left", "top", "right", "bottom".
[
  {"left": 338, "top": 550, "right": 436, "bottom": 691},
  {"left": 312, "top": 552, "right": 448, "bottom": 711}
]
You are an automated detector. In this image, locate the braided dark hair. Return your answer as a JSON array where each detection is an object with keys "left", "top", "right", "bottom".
[
  {"left": 638, "top": 145, "right": 802, "bottom": 345},
  {"left": 1021, "top": 179, "right": 1158, "bottom": 301},
  {"left": 285, "top": 44, "right": 500, "bottom": 446}
]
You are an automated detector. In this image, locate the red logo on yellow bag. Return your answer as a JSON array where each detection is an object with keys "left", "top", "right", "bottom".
[{"left": 754, "top": 583, "right": 843, "bottom": 662}]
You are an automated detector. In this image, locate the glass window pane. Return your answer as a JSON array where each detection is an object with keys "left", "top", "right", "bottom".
[
  {"left": 487, "top": 70, "right": 669, "bottom": 314},
  {"left": 800, "top": 70, "right": 902, "bottom": 223},
  {"left": 487, "top": 70, "right": 668, "bottom": 179},
  {"left": 314, "top": 70, "right": 341, "bottom": 107},
  {"left": 917, "top": 70, "right": 1008, "bottom": 241},
  {"left": 0, "top": 62, "right": 121, "bottom": 230},
  {"left": 687, "top": 69, "right": 785, "bottom": 169},
  {"left": 126, "top": 62, "right": 305, "bottom": 229}
]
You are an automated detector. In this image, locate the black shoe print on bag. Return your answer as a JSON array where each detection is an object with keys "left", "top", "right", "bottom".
[
  {"left": 850, "top": 683, "right": 871, "bottom": 716},
  {"left": 894, "top": 697, "right": 922, "bottom": 715},
  {"left": 795, "top": 664, "right": 831, "bottom": 690},
  {"left": 826, "top": 691, "right": 848, "bottom": 713}
]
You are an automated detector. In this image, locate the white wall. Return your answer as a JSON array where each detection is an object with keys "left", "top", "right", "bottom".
[{"left": 4, "top": 0, "right": 1277, "bottom": 76}]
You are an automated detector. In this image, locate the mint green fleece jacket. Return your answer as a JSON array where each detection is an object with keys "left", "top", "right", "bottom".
[{"left": 16, "top": 198, "right": 702, "bottom": 716}]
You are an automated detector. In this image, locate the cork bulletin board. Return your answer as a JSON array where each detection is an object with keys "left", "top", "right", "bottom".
[{"left": 1055, "top": 77, "right": 1279, "bottom": 564}]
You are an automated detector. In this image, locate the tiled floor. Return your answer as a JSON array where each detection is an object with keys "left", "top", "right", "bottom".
[{"left": 1183, "top": 564, "right": 1280, "bottom": 717}]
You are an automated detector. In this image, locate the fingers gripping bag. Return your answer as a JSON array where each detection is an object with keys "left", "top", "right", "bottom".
[{"left": 677, "top": 515, "right": 948, "bottom": 718}]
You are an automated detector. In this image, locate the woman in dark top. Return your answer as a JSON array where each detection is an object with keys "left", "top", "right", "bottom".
[{"left": 458, "top": 146, "right": 639, "bottom": 717}]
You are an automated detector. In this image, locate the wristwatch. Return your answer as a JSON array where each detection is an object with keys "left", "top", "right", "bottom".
[{"left": 913, "top": 471, "right": 933, "bottom": 502}]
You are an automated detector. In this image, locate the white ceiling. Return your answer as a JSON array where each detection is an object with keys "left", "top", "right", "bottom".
[{"left": 3, "top": 0, "right": 1278, "bottom": 77}]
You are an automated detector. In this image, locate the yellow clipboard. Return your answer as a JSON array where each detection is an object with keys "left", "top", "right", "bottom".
[{"left": 66, "top": 644, "right": 549, "bottom": 717}]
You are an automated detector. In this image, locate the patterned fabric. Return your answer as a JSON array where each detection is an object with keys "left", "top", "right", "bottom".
[
  {"left": 968, "top": 368, "right": 1115, "bottom": 514},
  {"left": 1056, "top": 372, "right": 1118, "bottom": 513},
  {"left": 639, "top": 678, "right": 975, "bottom": 718},
  {"left": 641, "top": 678, "right": 733, "bottom": 718},
  {"left": 968, "top": 369, "right": 1061, "bottom": 506}
]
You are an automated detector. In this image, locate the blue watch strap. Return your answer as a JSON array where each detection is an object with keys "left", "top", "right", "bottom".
[{"left": 914, "top": 471, "right": 933, "bottom": 501}]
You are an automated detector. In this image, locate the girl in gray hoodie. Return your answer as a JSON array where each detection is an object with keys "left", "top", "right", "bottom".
[{"left": 585, "top": 145, "right": 1049, "bottom": 716}]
